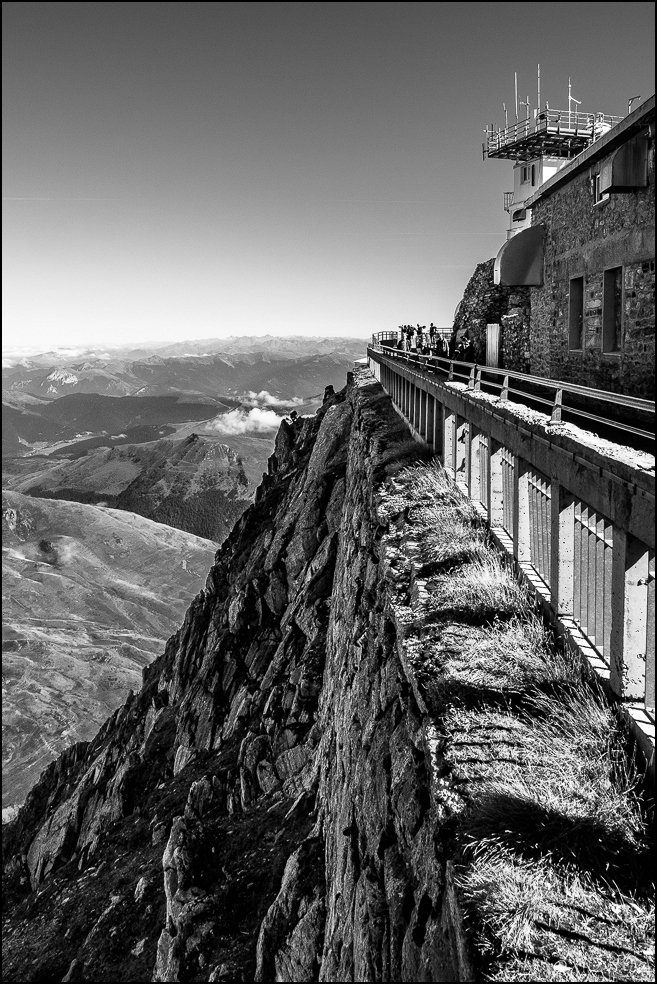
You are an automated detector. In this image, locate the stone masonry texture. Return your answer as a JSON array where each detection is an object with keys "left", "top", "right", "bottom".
[
  {"left": 530, "top": 136, "right": 655, "bottom": 397},
  {"left": 452, "top": 259, "right": 531, "bottom": 371}
]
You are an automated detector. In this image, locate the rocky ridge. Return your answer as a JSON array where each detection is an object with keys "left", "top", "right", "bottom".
[{"left": 2, "top": 369, "right": 653, "bottom": 982}]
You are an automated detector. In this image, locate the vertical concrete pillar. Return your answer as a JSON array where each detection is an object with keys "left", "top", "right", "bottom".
[
  {"left": 489, "top": 439, "right": 504, "bottom": 528},
  {"left": 469, "top": 429, "right": 480, "bottom": 502},
  {"left": 610, "top": 532, "right": 650, "bottom": 702},
  {"left": 515, "top": 457, "right": 531, "bottom": 562},
  {"left": 455, "top": 417, "right": 468, "bottom": 486},
  {"left": 444, "top": 410, "right": 454, "bottom": 478},
  {"left": 420, "top": 387, "right": 427, "bottom": 438},
  {"left": 550, "top": 481, "right": 575, "bottom": 616},
  {"left": 426, "top": 394, "right": 435, "bottom": 450},
  {"left": 414, "top": 384, "right": 420, "bottom": 432},
  {"left": 433, "top": 399, "right": 444, "bottom": 459}
]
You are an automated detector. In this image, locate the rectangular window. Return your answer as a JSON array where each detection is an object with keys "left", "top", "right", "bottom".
[
  {"left": 531, "top": 163, "right": 536, "bottom": 185},
  {"left": 602, "top": 267, "right": 622, "bottom": 352},
  {"left": 521, "top": 165, "right": 530, "bottom": 183},
  {"left": 593, "top": 173, "right": 609, "bottom": 205},
  {"left": 569, "top": 277, "right": 584, "bottom": 349}
]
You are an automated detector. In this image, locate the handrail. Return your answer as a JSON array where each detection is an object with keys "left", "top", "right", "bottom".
[
  {"left": 369, "top": 343, "right": 655, "bottom": 443},
  {"left": 485, "top": 109, "right": 624, "bottom": 156}
]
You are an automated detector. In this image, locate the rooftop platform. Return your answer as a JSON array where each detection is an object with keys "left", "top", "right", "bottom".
[{"left": 486, "top": 109, "right": 623, "bottom": 161}]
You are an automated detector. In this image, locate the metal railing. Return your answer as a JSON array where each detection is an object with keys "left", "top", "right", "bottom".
[
  {"left": 485, "top": 109, "right": 624, "bottom": 156},
  {"left": 503, "top": 191, "right": 515, "bottom": 211},
  {"left": 369, "top": 342, "right": 655, "bottom": 445},
  {"left": 368, "top": 345, "right": 656, "bottom": 734}
]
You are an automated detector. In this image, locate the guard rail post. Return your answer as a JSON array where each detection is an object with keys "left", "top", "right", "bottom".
[
  {"left": 551, "top": 481, "right": 576, "bottom": 618},
  {"left": 426, "top": 392, "right": 435, "bottom": 450},
  {"left": 610, "top": 533, "right": 652, "bottom": 702},
  {"left": 489, "top": 439, "right": 505, "bottom": 530}
]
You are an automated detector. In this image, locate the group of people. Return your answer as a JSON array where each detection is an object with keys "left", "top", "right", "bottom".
[{"left": 394, "top": 324, "right": 477, "bottom": 362}]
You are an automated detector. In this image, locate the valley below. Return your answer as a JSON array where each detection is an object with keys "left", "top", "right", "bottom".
[{"left": 1, "top": 338, "right": 364, "bottom": 816}]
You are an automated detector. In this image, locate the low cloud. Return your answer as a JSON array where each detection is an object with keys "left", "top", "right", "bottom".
[
  {"left": 205, "top": 407, "right": 283, "bottom": 435},
  {"left": 242, "top": 390, "right": 304, "bottom": 407}
]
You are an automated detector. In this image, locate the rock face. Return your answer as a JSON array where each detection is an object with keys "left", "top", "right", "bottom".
[
  {"left": 1, "top": 372, "right": 493, "bottom": 979},
  {"left": 452, "top": 258, "right": 531, "bottom": 371}
]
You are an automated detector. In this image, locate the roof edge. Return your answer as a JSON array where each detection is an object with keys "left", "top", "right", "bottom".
[{"left": 525, "top": 94, "right": 655, "bottom": 207}]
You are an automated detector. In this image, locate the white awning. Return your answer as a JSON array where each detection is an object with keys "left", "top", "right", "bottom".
[{"left": 494, "top": 225, "right": 545, "bottom": 286}]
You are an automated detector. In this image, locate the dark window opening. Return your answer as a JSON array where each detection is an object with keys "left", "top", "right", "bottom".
[
  {"left": 531, "top": 163, "right": 536, "bottom": 185},
  {"left": 602, "top": 267, "right": 622, "bottom": 353},
  {"left": 512, "top": 208, "right": 526, "bottom": 222},
  {"left": 569, "top": 277, "right": 584, "bottom": 350}
]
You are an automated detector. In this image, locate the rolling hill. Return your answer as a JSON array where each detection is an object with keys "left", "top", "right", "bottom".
[{"left": 2, "top": 491, "right": 217, "bottom": 811}]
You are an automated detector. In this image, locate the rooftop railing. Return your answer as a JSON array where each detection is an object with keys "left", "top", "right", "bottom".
[{"left": 485, "top": 109, "right": 623, "bottom": 158}]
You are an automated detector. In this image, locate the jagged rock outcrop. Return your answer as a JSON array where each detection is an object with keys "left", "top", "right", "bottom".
[
  {"left": 4, "top": 371, "right": 454, "bottom": 981},
  {"left": 4, "top": 368, "right": 650, "bottom": 983}
]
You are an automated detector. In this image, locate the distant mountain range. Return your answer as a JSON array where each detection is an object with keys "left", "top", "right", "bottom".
[
  {"left": 2, "top": 352, "right": 363, "bottom": 405},
  {"left": 4, "top": 434, "right": 252, "bottom": 543},
  {"left": 3, "top": 334, "right": 367, "bottom": 367},
  {"left": 1, "top": 393, "right": 233, "bottom": 457}
]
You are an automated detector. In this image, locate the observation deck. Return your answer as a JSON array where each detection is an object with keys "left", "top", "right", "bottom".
[{"left": 485, "top": 109, "right": 623, "bottom": 161}]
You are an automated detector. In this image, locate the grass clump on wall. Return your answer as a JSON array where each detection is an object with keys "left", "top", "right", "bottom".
[{"left": 378, "top": 460, "right": 654, "bottom": 983}]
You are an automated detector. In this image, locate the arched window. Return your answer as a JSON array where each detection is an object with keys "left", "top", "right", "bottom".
[{"left": 512, "top": 208, "right": 527, "bottom": 222}]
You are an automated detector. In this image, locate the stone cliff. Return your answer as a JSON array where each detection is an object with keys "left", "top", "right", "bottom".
[{"left": 2, "top": 370, "right": 653, "bottom": 983}]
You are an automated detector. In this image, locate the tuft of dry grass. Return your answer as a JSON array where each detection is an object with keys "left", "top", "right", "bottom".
[
  {"left": 412, "top": 616, "right": 579, "bottom": 708},
  {"left": 424, "top": 556, "right": 530, "bottom": 624},
  {"left": 456, "top": 850, "right": 654, "bottom": 982},
  {"left": 379, "top": 458, "right": 654, "bottom": 982}
]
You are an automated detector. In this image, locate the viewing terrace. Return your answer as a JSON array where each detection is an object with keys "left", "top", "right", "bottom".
[
  {"left": 484, "top": 109, "right": 623, "bottom": 160},
  {"left": 368, "top": 334, "right": 655, "bottom": 778}
]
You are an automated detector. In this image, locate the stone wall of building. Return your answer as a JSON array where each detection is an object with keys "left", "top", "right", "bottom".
[
  {"left": 530, "top": 140, "right": 655, "bottom": 397},
  {"left": 452, "top": 259, "right": 531, "bottom": 370}
]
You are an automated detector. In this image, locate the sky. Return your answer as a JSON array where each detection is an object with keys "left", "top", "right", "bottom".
[{"left": 3, "top": 1, "right": 655, "bottom": 357}]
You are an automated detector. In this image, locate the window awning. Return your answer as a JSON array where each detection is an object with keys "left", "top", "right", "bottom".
[
  {"left": 600, "top": 135, "right": 648, "bottom": 193},
  {"left": 494, "top": 225, "right": 545, "bottom": 286}
]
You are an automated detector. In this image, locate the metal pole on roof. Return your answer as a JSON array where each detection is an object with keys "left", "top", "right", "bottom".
[
  {"left": 538, "top": 63, "right": 540, "bottom": 112},
  {"left": 515, "top": 72, "right": 518, "bottom": 121}
]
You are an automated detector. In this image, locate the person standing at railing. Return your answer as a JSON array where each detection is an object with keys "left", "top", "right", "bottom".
[{"left": 463, "top": 335, "right": 476, "bottom": 363}]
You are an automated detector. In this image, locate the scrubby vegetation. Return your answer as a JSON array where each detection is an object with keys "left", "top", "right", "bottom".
[{"left": 381, "top": 461, "right": 654, "bottom": 983}]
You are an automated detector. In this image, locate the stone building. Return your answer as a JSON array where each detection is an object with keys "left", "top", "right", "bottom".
[{"left": 494, "top": 95, "right": 655, "bottom": 397}]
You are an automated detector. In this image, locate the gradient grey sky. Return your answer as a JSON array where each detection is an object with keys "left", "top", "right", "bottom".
[{"left": 3, "top": 1, "right": 655, "bottom": 354}]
